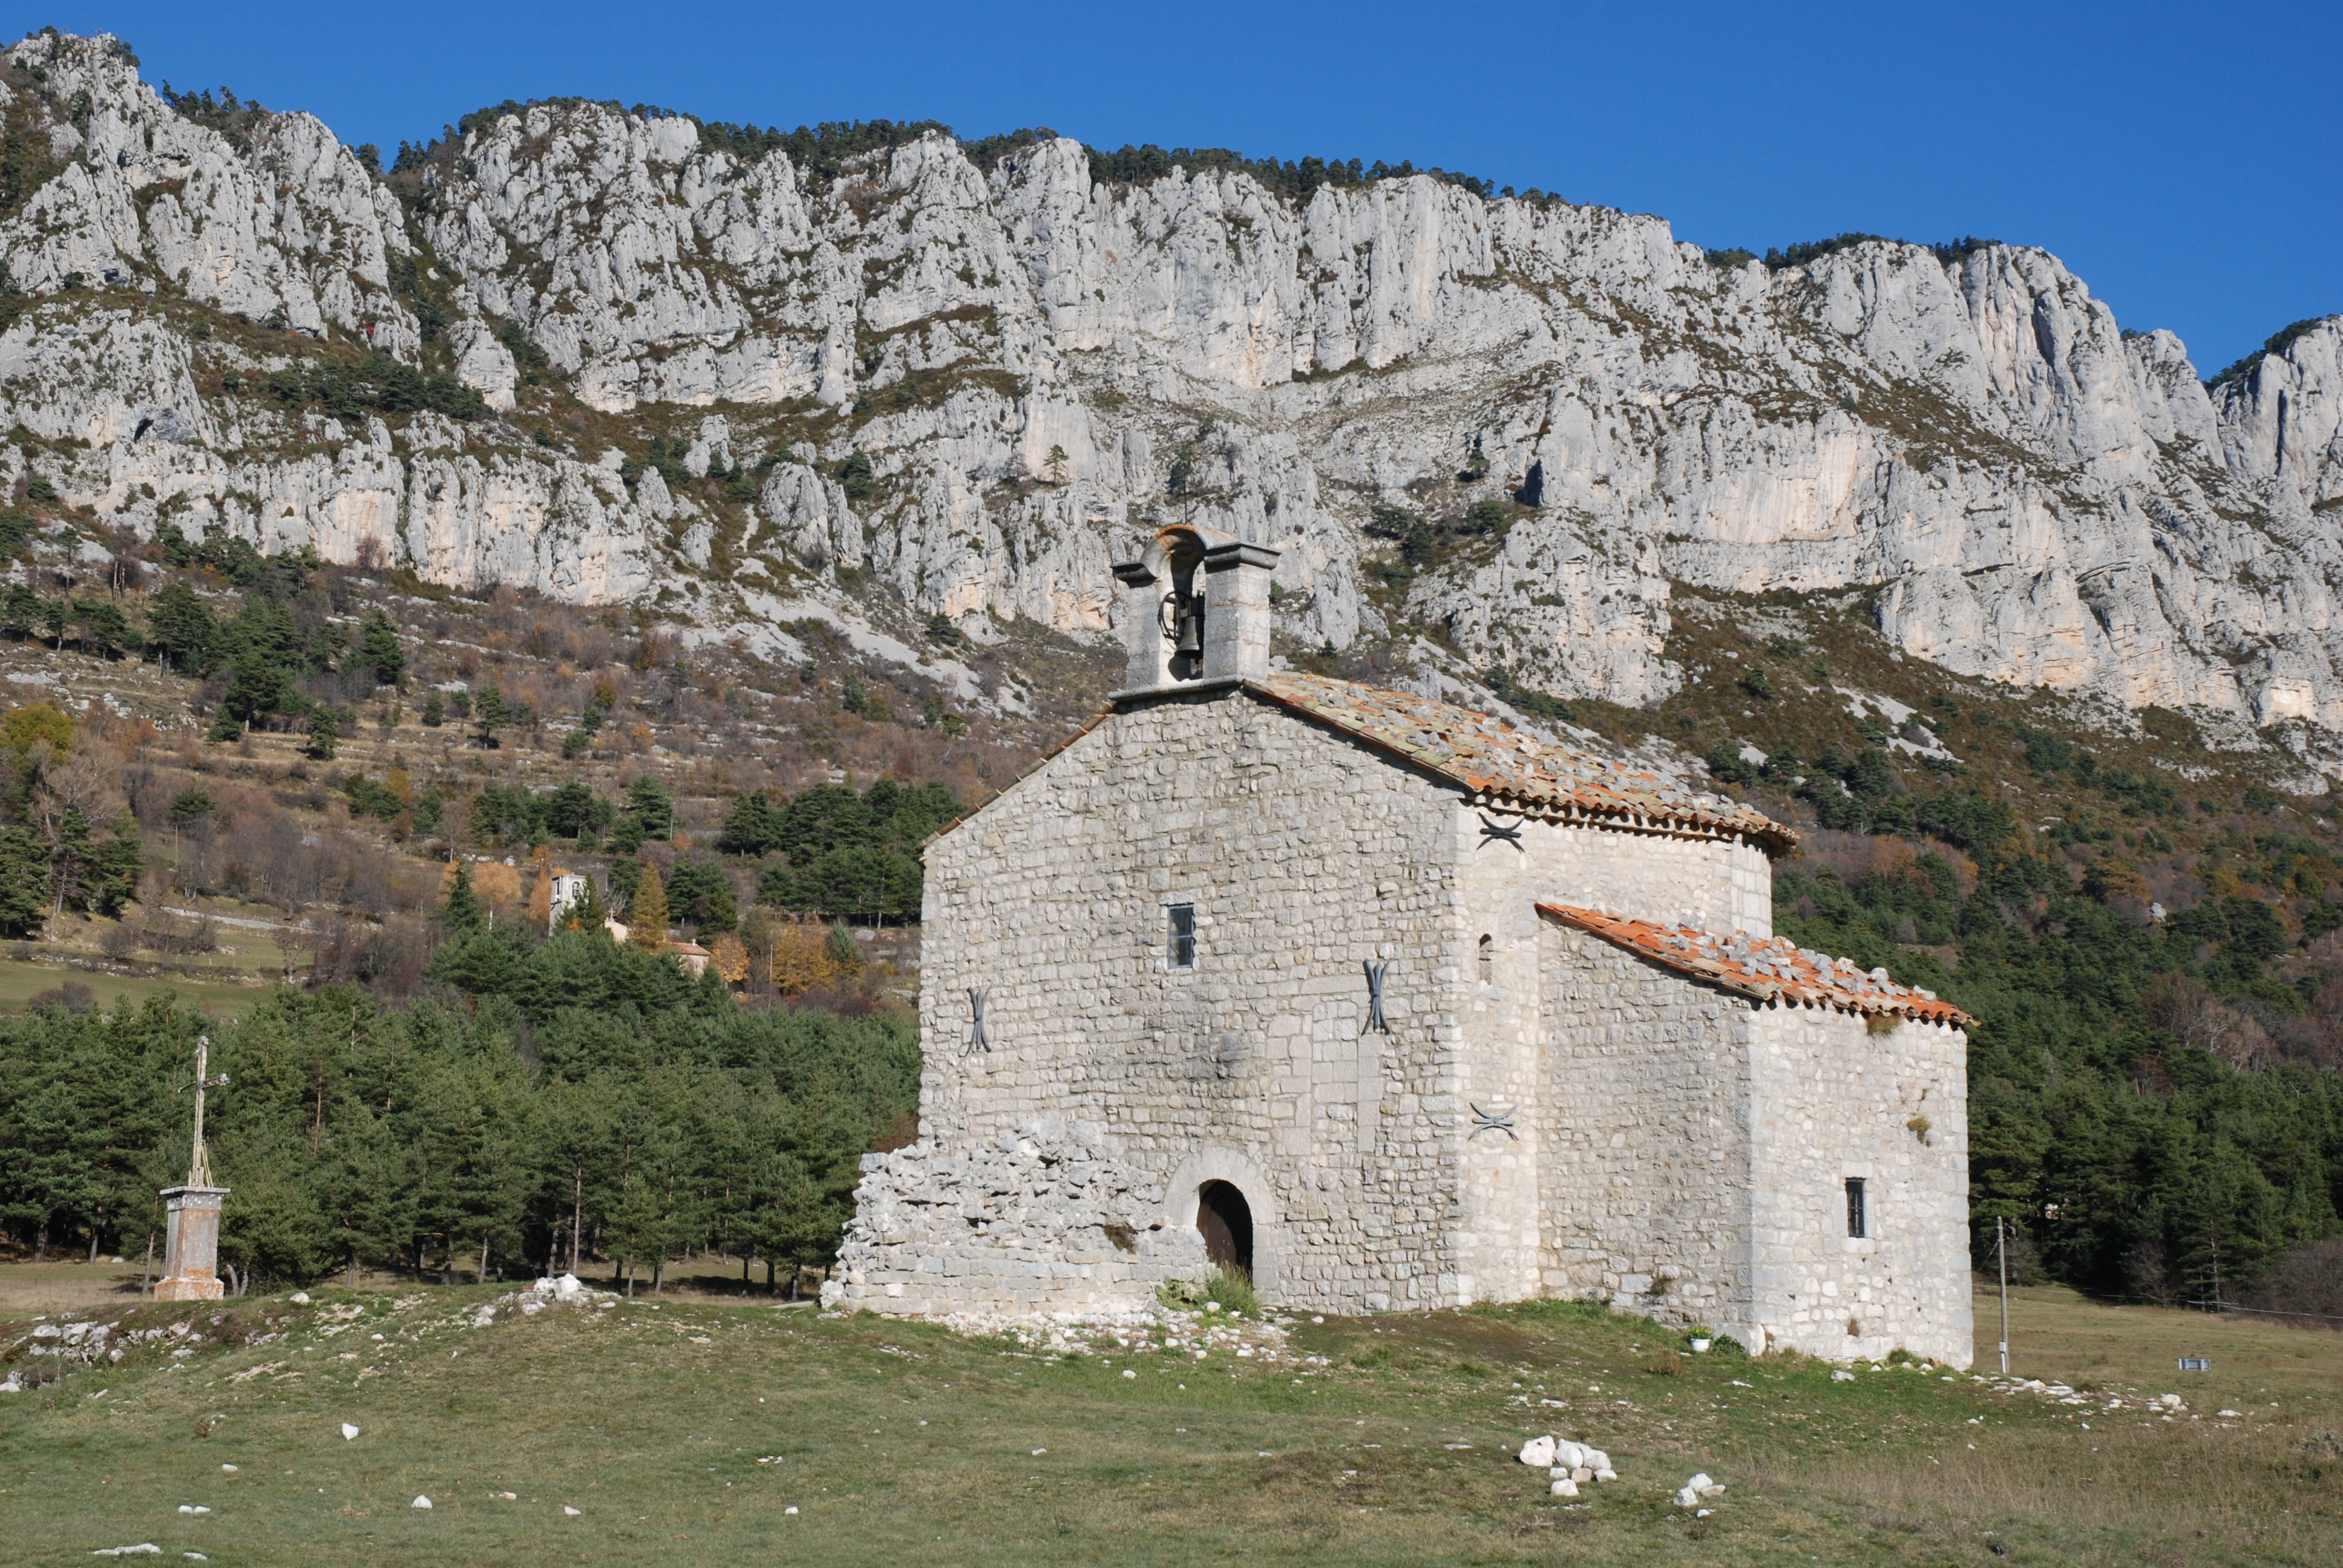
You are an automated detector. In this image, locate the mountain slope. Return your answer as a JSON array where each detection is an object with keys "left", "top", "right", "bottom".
[{"left": 0, "top": 30, "right": 2339, "bottom": 754}]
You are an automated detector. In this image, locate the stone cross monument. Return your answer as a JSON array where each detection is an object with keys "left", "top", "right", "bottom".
[{"left": 154, "top": 1035, "right": 230, "bottom": 1301}]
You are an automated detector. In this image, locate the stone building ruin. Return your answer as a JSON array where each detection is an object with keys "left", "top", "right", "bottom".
[{"left": 832, "top": 524, "right": 1974, "bottom": 1364}]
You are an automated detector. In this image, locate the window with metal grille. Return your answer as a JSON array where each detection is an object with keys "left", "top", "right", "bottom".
[
  {"left": 1845, "top": 1177, "right": 1867, "bottom": 1239},
  {"left": 1167, "top": 904, "right": 1196, "bottom": 969},
  {"left": 1477, "top": 933, "right": 1493, "bottom": 984}
]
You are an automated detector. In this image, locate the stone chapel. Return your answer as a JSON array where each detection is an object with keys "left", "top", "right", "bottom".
[{"left": 831, "top": 524, "right": 1974, "bottom": 1365}]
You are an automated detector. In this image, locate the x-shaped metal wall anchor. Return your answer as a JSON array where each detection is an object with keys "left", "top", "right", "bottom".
[
  {"left": 1470, "top": 1103, "right": 1518, "bottom": 1139},
  {"left": 966, "top": 987, "right": 989, "bottom": 1054},
  {"left": 1476, "top": 811, "right": 1525, "bottom": 851},
  {"left": 1362, "top": 961, "right": 1391, "bottom": 1035}
]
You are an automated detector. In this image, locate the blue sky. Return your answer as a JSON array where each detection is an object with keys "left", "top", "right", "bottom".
[{"left": 14, "top": 1, "right": 2338, "bottom": 374}]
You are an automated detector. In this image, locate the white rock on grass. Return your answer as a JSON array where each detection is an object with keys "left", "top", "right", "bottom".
[
  {"left": 88, "top": 1546, "right": 162, "bottom": 1557},
  {"left": 290, "top": 1293, "right": 310, "bottom": 1305},
  {"left": 411, "top": 1496, "right": 431, "bottom": 1510},
  {"left": 340, "top": 1423, "right": 360, "bottom": 1440},
  {"left": 1549, "top": 1476, "right": 1578, "bottom": 1497},
  {"left": 1517, "top": 1436, "right": 1556, "bottom": 1468}
]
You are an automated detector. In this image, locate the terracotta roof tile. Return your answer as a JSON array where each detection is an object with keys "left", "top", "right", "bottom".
[
  {"left": 1537, "top": 902, "right": 1973, "bottom": 1026},
  {"left": 1251, "top": 673, "right": 1795, "bottom": 856}
]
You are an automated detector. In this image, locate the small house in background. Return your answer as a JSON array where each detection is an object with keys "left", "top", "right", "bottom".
[
  {"left": 548, "top": 871, "right": 589, "bottom": 933},
  {"left": 833, "top": 523, "right": 1976, "bottom": 1365},
  {"left": 595, "top": 913, "right": 709, "bottom": 976}
]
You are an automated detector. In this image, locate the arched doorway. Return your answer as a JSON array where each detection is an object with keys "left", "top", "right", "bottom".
[{"left": 1196, "top": 1180, "right": 1254, "bottom": 1275}]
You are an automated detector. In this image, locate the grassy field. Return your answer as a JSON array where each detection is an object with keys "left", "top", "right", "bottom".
[
  {"left": 0, "top": 956, "right": 273, "bottom": 1018},
  {"left": 2, "top": 1276, "right": 2336, "bottom": 1567}
]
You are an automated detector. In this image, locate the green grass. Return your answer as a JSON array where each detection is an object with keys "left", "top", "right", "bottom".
[
  {"left": 0, "top": 957, "right": 271, "bottom": 1018},
  {"left": 2, "top": 1279, "right": 2335, "bottom": 1566}
]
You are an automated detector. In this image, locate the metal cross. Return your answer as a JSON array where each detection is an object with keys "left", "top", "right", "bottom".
[
  {"left": 966, "top": 988, "right": 989, "bottom": 1055},
  {"left": 1362, "top": 961, "right": 1391, "bottom": 1035},
  {"left": 1476, "top": 811, "right": 1525, "bottom": 852},
  {"left": 180, "top": 1034, "right": 229, "bottom": 1186},
  {"left": 1469, "top": 1103, "right": 1518, "bottom": 1140}
]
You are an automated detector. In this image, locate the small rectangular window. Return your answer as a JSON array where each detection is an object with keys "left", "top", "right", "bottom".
[
  {"left": 1845, "top": 1177, "right": 1867, "bottom": 1239},
  {"left": 1167, "top": 904, "right": 1196, "bottom": 969}
]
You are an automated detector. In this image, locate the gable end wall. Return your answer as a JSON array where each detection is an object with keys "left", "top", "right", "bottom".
[{"left": 916, "top": 689, "right": 1465, "bottom": 1311}]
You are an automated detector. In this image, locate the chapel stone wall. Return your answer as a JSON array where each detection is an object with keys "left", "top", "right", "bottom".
[
  {"left": 1745, "top": 1007, "right": 1973, "bottom": 1366},
  {"left": 1441, "top": 812, "right": 1771, "bottom": 1302},
  {"left": 913, "top": 688, "right": 1470, "bottom": 1313},
  {"left": 1532, "top": 925, "right": 1758, "bottom": 1339}
]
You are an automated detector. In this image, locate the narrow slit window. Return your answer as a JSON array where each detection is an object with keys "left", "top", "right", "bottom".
[
  {"left": 1845, "top": 1177, "right": 1867, "bottom": 1239},
  {"left": 1477, "top": 934, "right": 1493, "bottom": 984},
  {"left": 1167, "top": 904, "right": 1196, "bottom": 970}
]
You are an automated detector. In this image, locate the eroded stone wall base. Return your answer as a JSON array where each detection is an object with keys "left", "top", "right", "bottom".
[{"left": 826, "top": 1126, "right": 1209, "bottom": 1317}]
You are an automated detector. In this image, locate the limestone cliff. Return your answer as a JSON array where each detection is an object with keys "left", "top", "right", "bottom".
[{"left": 2, "top": 31, "right": 2338, "bottom": 734}]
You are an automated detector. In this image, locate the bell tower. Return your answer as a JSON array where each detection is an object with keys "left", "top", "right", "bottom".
[{"left": 1112, "top": 524, "right": 1280, "bottom": 693}]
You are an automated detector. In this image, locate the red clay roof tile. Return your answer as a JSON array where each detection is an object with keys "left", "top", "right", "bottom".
[
  {"left": 1251, "top": 673, "right": 1795, "bottom": 856},
  {"left": 1537, "top": 902, "right": 1973, "bottom": 1026}
]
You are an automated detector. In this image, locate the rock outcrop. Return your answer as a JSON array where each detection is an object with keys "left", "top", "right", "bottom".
[{"left": 3, "top": 31, "right": 2339, "bottom": 729}]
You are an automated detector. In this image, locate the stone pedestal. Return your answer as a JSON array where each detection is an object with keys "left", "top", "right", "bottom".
[{"left": 154, "top": 1184, "right": 229, "bottom": 1301}]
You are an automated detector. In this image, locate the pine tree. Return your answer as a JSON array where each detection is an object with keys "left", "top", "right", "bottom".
[
  {"left": 356, "top": 612, "right": 404, "bottom": 687},
  {"left": 824, "top": 920, "right": 865, "bottom": 978},
  {"left": 441, "top": 860, "right": 485, "bottom": 934},
  {"left": 1, "top": 582, "right": 40, "bottom": 640},
  {"left": 472, "top": 687, "right": 508, "bottom": 749},
  {"left": 625, "top": 774, "right": 676, "bottom": 837},
  {"left": 89, "top": 814, "right": 143, "bottom": 916},
  {"left": 421, "top": 689, "right": 445, "bottom": 727},
  {"left": 304, "top": 706, "right": 339, "bottom": 760},
  {"left": 626, "top": 864, "right": 669, "bottom": 949},
  {"left": 0, "top": 823, "right": 51, "bottom": 935}
]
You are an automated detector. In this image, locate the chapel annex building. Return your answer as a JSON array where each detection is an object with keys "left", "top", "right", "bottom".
[{"left": 831, "top": 525, "right": 1974, "bottom": 1365}]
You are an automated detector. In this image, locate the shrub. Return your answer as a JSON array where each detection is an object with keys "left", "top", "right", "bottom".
[
  {"left": 1705, "top": 743, "right": 1755, "bottom": 786},
  {"left": 2206, "top": 316, "right": 2334, "bottom": 394},
  {"left": 264, "top": 351, "right": 486, "bottom": 421},
  {"left": 1161, "top": 1269, "right": 1262, "bottom": 1318},
  {"left": 838, "top": 450, "right": 874, "bottom": 501}
]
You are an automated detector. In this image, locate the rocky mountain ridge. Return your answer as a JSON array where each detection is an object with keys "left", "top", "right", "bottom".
[{"left": 2, "top": 31, "right": 2339, "bottom": 756}]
